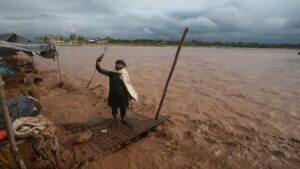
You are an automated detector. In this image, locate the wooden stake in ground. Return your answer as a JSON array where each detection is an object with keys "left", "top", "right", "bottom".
[
  {"left": 86, "top": 47, "right": 107, "bottom": 88},
  {"left": 0, "top": 75, "right": 27, "bottom": 169},
  {"left": 155, "top": 27, "right": 188, "bottom": 120}
]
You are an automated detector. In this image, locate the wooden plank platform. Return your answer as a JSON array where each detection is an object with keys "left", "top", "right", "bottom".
[{"left": 61, "top": 112, "right": 170, "bottom": 161}]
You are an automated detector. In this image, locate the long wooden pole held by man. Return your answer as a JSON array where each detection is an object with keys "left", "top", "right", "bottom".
[
  {"left": 0, "top": 75, "right": 27, "bottom": 169},
  {"left": 86, "top": 47, "right": 107, "bottom": 88}
]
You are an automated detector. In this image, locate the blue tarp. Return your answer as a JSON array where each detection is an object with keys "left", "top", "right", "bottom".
[
  {"left": 0, "top": 60, "right": 15, "bottom": 74},
  {"left": 0, "top": 96, "right": 41, "bottom": 128},
  {"left": 0, "top": 67, "right": 15, "bottom": 74}
]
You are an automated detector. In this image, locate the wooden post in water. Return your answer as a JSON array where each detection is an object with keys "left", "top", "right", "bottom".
[
  {"left": 155, "top": 28, "right": 188, "bottom": 120},
  {"left": 0, "top": 75, "right": 27, "bottom": 169},
  {"left": 56, "top": 54, "right": 63, "bottom": 86},
  {"left": 52, "top": 44, "right": 63, "bottom": 86}
]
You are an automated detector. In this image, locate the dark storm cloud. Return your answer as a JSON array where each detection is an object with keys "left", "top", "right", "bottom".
[{"left": 0, "top": 0, "right": 299, "bottom": 43}]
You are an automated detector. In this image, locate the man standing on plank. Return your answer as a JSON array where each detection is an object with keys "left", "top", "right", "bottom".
[{"left": 96, "top": 56, "right": 138, "bottom": 127}]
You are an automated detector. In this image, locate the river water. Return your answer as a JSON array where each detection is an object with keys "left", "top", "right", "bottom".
[{"left": 35, "top": 46, "right": 300, "bottom": 169}]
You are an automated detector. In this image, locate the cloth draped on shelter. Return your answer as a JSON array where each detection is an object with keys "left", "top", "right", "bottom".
[{"left": 0, "top": 96, "right": 41, "bottom": 129}]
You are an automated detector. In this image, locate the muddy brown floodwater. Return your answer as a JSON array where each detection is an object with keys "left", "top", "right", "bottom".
[{"left": 33, "top": 46, "right": 300, "bottom": 169}]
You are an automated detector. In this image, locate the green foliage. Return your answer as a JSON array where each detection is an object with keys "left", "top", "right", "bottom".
[
  {"left": 59, "top": 36, "right": 66, "bottom": 42},
  {"left": 78, "top": 36, "right": 86, "bottom": 43},
  {"left": 43, "top": 36, "right": 49, "bottom": 42},
  {"left": 69, "top": 34, "right": 78, "bottom": 42}
]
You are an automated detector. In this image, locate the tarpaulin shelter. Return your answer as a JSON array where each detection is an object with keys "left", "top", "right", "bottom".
[
  {"left": 0, "top": 33, "right": 57, "bottom": 58},
  {"left": 0, "top": 33, "right": 62, "bottom": 169},
  {"left": 0, "top": 33, "right": 63, "bottom": 84}
]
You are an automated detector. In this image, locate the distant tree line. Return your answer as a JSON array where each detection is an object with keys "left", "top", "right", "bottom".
[
  {"left": 187, "top": 39, "right": 300, "bottom": 49},
  {"left": 37, "top": 34, "right": 300, "bottom": 49},
  {"left": 39, "top": 34, "right": 88, "bottom": 43}
]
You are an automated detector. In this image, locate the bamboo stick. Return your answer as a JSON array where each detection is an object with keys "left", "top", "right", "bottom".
[
  {"left": 0, "top": 75, "right": 27, "bottom": 169},
  {"left": 56, "top": 54, "right": 63, "bottom": 86},
  {"left": 86, "top": 46, "right": 107, "bottom": 88},
  {"left": 155, "top": 28, "right": 188, "bottom": 120}
]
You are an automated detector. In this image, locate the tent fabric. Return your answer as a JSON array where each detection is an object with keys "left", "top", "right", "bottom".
[
  {"left": 0, "top": 96, "right": 41, "bottom": 129},
  {"left": 0, "top": 33, "right": 32, "bottom": 43},
  {"left": 0, "top": 33, "right": 57, "bottom": 59},
  {"left": 0, "top": 40, "right": 56, "bottom": 54}
]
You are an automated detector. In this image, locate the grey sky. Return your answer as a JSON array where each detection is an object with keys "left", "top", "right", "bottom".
[{"left": 0, "top": 0, "right": 299, "bottom": 43}]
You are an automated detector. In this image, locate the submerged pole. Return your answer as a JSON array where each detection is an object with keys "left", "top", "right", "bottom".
[
  {"left": 56, "top": 54, "right": 63, "bottom": 86},
  {"left": 0, "top": 75, "right": 27, "bottom": 169},
  {"left": 155, "top": 28, "right": 188, "bottom": 120},
  {"left": 52, "top": 44, "right": 63, "bottom": 86}
]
